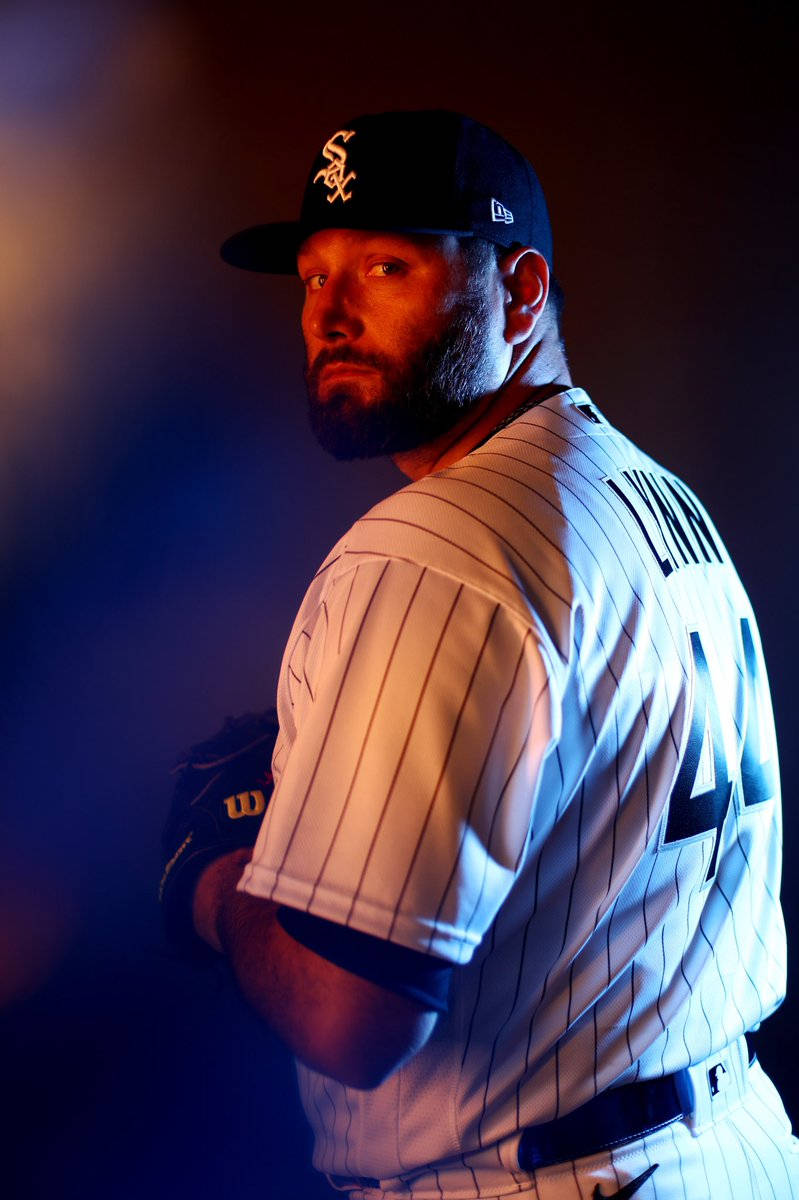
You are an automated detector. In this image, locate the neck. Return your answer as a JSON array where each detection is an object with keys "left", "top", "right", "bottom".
[{"left": 392, "top": 336, "right": 572, "bottom": 481}]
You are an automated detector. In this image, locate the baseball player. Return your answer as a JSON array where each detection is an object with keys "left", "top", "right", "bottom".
[{"left": 160, "top": 111, "right": 798, "bottom": 1198}]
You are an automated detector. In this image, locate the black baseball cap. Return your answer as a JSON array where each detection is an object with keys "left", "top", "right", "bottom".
[{"left": 220, "top": 110, "right": 553, "bottom": 274}]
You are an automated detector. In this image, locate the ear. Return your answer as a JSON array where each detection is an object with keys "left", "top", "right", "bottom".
[{"left": 499, "top": 247, "right": 549, "bottom": 345}]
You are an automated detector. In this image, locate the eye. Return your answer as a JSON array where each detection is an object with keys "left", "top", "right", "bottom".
[
  {"left": 303, "top": 272, "right": 327, "bottom": 291},
  {"left": 366, "top": 260, "right": 403, "bottom": 278}
]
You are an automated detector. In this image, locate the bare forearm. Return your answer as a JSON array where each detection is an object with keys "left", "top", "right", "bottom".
[
  {"left": 192, "top": 850, "right": 437, "bottom": 1088},
  {"left": 192, "top": 849, "right": 331, "bottom": 1045}
]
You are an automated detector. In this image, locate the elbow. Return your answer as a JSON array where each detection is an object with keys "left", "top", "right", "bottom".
[
  {"left": 326, "top": 1057, "right": 397, "bottom": 1092},
  {"left": 294, "top": 1008, "right": 439, "bottom": 1090}
]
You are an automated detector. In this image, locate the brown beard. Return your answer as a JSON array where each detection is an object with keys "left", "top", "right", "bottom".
[{"left": 304, "top": 289, "right": 495, "bottom": 460}]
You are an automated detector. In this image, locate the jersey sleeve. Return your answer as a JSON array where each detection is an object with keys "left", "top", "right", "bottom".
[
  {"left": 238, "top": 556, "right": 561, "bottom": 965},
  {"left": 276, "top": 906, "right": 455, "bottom": 1012}
]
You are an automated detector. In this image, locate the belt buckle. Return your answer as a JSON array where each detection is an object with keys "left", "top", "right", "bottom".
[{"left": 686, "top": 1039, "right": 749, "bottom": 1135}]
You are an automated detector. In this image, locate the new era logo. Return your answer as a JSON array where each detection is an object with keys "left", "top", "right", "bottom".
[{"left": 491, "top": 198, "right": 514, "bottom": 224}]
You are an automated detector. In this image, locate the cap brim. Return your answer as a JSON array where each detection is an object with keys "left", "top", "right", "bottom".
[
  {"left": 220, "top": 221, "right": 483, "bottom": 275},
  {"left": 220, "top": 222, "right": 304, "bottom": 274}
]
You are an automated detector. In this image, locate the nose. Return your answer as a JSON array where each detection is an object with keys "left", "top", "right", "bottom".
[{"left": 306, "top": 273, "right": 364, "bottom": 343}]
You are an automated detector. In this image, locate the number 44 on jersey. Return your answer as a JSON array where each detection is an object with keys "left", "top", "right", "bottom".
[{"left": 663, "top": 618, "right": 777, "bottom": 883}]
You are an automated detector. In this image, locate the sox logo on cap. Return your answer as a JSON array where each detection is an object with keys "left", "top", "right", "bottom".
[{"left": 313, "top": 129, "right": 357, "bottom": 204}]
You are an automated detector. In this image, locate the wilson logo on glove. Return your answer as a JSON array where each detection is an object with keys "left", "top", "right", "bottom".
[
  {"left": 223, "top": 790, "right": 268, "bottom": 820},
  {"left": 159, "top": 710, "right": 280, "bottom": 956}
]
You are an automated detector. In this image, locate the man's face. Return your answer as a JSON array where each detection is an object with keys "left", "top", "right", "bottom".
[{"left": 298, "top": 230, "right": 504, "bottom": 459}]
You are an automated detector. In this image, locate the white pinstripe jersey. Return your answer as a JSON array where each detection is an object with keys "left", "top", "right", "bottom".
[{"left": 239, "top": 387, "right": 786, "bottom": 1182}]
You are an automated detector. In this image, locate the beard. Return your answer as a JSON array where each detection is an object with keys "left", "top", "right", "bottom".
[{"left": 304, "top": 290, "right": 496, "bottom": 460}]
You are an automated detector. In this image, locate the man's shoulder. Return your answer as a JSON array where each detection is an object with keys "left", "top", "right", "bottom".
[
  {"left": 320, "top": 389, "right": 602, "bottom": 634},
  {"left": 345, "top": 387, "right": 623, "bottom": 548}
]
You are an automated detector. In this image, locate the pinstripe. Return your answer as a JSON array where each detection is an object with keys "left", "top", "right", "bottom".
[
  {"left": 665, "top": 1123, "right": 688, "bottom": 1200},
  {"left": 735, "top": 831, "right": 785, "bottom": 985},
  {"left": 728, "top": 1092, "right": 763, "bottom": 1198},
  {"left": 287, "top": 629, "right": 312, "bottom": 704},
  {"left": 357, "top": 508, "right": 573, "bottom": 614},
  {"left": 443, "top": 459, "right": 687, "bottom": 698},
  {"left": 641, "top": 855, "right": 666, "bottom": 1033},
  {"left": 592, "top": 1003, "right": 600, "bottom": 1100},
  {"left": 319, "top": 600, "right": 330, "bottom": 651},
  {"left": 657, "top": 925, "right": 671, "bottom": 1077},
  {"left": 640, "top": 690, "right": 653, "bottom": 842},
  {"left": 747, "top": 1083, "right": 798, "bottom": 1200},
  {"left": 555, "top": 782, "right": 587, "bottom": 1116},
  {"left": 421, "top": 473, "right": 634, "bottom": 644},
  {"left": 486, "top": 427, "right": 693, "bottom": 665},
  {"left": 672, "top": 846, "right": 701, "bottom": 1064},
  {"left": 430, "top": 467, "right": 667, "bottom": 855},
  {"left": 340, "top": 1083, "right": 356, "bottom": 1176},
  {"left": 305, "top": 564, "right": 428, "bottom": 908},
  {"left": 387, "top": 602, "right": 502, "bottom": 940},
  {"left": 337, "top": 567, "right": 359, "bottom": 654},
  {"left": 565, "top": 958, "right": 577, "bottom": 1034},
  {"left": 512, "top": 416, "right": 729, "bottom": 642},
  {"left": 509, "top": 688, "right": 550, "bottom": 878},
  {"left": 715, "top": 874, "right": 763, "bottom": 1015},
  {"left": 750, "top": 1120, "right": 798, "bottom": 1200},
  {"left": 609, "top": 708, "right": 622, "bottom": 916},
  {"left": 393, "top": 1068, "right": 406, "bottom": 1176},
  {"left": 268, "top": 560, "right": 392, "bottom": 887},
  {"left": 447, "top": 451, "right": 687, "bottom": 783},
  {"left": 479, "top": 829, "right": 554, "bottom": 1135},
  {"left": 634, "top": 1138, "right": 659, "bottom": 1200},
  {"left": 625, "top": 960, "right": 637, "bottom": 1067},
  {"left": 302, "top": 655, "right": 317, "bottom": 702},
  {"left": 310, "top": 1075, "right": 334, "bottom": 1165},
  {"left": 564, "top": 783, "right": 587, "bottom": 1030},
  {"left": 604, "top": 895, "right": 622, "bottom": 1000},
  {"left": 462, "top": 678, "right": 548, "bottom": 940},
  {"left": 461, "top": 918, "right": 499, "bottom": 1071},
  {"left": 693, "top": 848, "right": 715, "bottom": 1059},
  {"left": 553, "top": 745, "right": 567, "bottom": 819},
  {"left": 692, "top": 1117, "right": 715, "bottom": 1200},
  {"left": 513, "top": 844, "right": 546, "bottom": 1124},
  {"left": 696, "top": 908, "right": 738, "bottom": 1049},
  {"left": 345, "top": 582, "right": 465, "bottom": 923},
  {"left": 247, "top": 391, "right": 788, "bottom": 1189},
  {"left": 608, "top": 1145, "right": 622, "bottom": 1192},
  {"left": 568, "top": 647, "right": 602, "bottom": 932},
  {"left": 321, "top": 1077, "right": 343, "bottom": 1158},
  {"left": 518, "top": 843, "right": 569, "bottom": 1089},
  {"left": 427, "top": 628, "right": 532, "bottom": 948},
  {"left": 569, "top": 611, "right": 603, "bottom": 1104},
  {"left": 709, "top": 1118, "right": 737, "bottom": 1199},
  {"left": 735, "top": 1120, "right": 777, "bottom": 1200},
  {"left": 474, "top": 698, "right": 552, "bottom": 1137},
  {"left": 459, "top": 1154, "right": 481, "bottom": 1195},
  {"left": 554, "top": 1038, "right": 563, "bottom": 1122}
]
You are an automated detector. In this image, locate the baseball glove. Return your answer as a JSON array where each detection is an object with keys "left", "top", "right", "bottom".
[{"left": 159, "top": 709, "right": 279, "bottom": 956}]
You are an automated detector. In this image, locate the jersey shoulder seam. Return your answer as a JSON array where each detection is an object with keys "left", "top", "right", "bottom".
[{"left": 325, "top": 550, "right": 569, "bottom": 672}]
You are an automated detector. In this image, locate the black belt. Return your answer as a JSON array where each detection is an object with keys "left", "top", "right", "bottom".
[
  {"left": 330, "top": 1035, "right": 756, "bottom": 1189},
  {"left": 519, "top": 1033, "right": 757, "bottom": 1171},
  {"left": 518, "top": 1069, "right": 694, "bottom": 1170}
]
